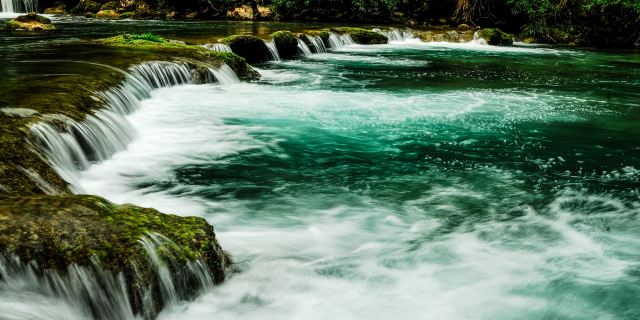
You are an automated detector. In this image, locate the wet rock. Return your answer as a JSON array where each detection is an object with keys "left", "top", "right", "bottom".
[
  {"left": 271, "top": 30, "right": 299, "bottom": 59},
  {"left": 44, "top": 3, "right": 67, "bottom": 14},
  {"left": 220, "top": 35, "right": 271, "bottom": 63},
  {"left": 0, "top": 194, "right": 230, "bottom": 318},
  {"left": 478, "top": 28, "right": 513, "bottom": 46},
  {"left": 72, "top": 0, "right": 102, "bottom": 14},
  {"left": 1, "top": 13, "right": 55, "bottom": 31},
  {"left": 96, "top": 9, "right": 119, "bottom": 19}
]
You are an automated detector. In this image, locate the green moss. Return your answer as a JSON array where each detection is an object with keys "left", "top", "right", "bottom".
[
  {"left": 349, "top": 30, "right": 388, "bottom": 44},
  {"left": 0, "top": 194, "right": 230, "bottom": 316},
  {"left": 271, "top": 30, "right": 299, "bottom": 59},
  {"left": 479, "top": 28, "right": 513, "bottom": 46},
  {"left": 120, "top": 11, "right": 135, "bottom": 19},
  {"left": 96, "top": 9, "right": 119, "bottom": 19},
  {"left": 2, "top": 13, "right": 55, "bottom": 31},
  {"left": 14, "top": 13, "right": 51, "bottom": 24},
  {"left": 220, "top": 35, "right": 271, "bottom": 63}
]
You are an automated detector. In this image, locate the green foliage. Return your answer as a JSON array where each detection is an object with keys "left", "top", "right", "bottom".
[{"left": 123, "top": 32, "right": 166, "bottom": 43}]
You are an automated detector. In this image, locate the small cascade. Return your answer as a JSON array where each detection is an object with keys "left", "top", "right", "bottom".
[
  {"left": 297, "top": 38, "right": 313, "bottom": 56},
  {"left": 306, "top": 35, "right": 327, "bottom": 53},
  {"left": 129, "top": 61, "right": 195, "bottom": 88},
  {"left": 376, "top": 27, "right": 415, "bottom": 43},
  {"left": 28, "top": 63, "right": 240, "bottom": 190},
  {"left": 327, "top": 33, "right": 354, "bottom": 49},
  {"left": 0, "top": 233, "right": 215, "bottom": 320},
  {"left": 265, "top": 40, "right": 281, "bottom": 61},
  {"left": 202, "top": 43, "right": 233, "bottom": 53},
  {"left": 0, "top": 0, "right": 38, "bottom": 14},
  {"left": 208, "top": 64, "right": 240, "bottom": 85},
  {"left": 471, "top": 31, "right": 488, "bottom": 45},
  {"left": 138, "top": 233, "right": 214, "bottom": 312}
]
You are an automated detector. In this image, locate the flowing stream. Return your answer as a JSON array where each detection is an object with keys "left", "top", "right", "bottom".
[{"left": 1, "top": 18, "right": 640, "bottom": 319}]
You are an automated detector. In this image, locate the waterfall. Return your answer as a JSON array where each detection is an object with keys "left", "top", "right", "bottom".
[
  {"left": 128, "top": 61, "right": 195, "bottom": 88},
  {"left": 0, "top": 233, "right": 214, "bottom": 320},
  {"left": 28, "top": 62, "right": 240, "bottom": 190},
  {"left": 202, "top": 43, "right": 233, "bottom": 53},
  {"left": 327, "top": 33, "right": 354, "bottom": 49},
  {"left": 375, "top": 28, "right": 415, "bottom": 43},
  {"left": 208, "top": 64, "right": 240, "bottom": 85},
  {"left": 0, "top": 0, "right": 37, "bottom": 14},
  {"left": 297, "top": 38, "right": 313, "bottom": 56},
  {"left": 471, "top": 31, "right": 488, "bottom": 45},
  {"left": 306, "top": 35, "right": 327, "bottom": 53},
  {"left": 265, "top": 40, "right": 281, "bottom": 61}
]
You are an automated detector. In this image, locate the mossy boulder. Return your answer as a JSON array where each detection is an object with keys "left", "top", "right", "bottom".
[
  {"left": 0, "top": 194, "right": 229, "bottom": 317},
  {"left": 1, "top": 13, "right": 55, "bottom": 31},
  {"left": 329, "top": 27, "right": 388, "bottom": 44},
  {"left": 71, "top": 0, "right": 102, "bottom": 14},
  {"left": 479, "top": 28, "right": 513, "bottom": 46},
  {"left": 220, "top": 35, "right": 271, "bottom": 63},
  {"left": 349, "top": 30, "right": 388, "bottom": 44},
  {"left": 44, "top": 3, "right": 67, "bottom": 14},
  {"left": 96, "top": 9, "right": 119, "bottom": 19},
  {"left": 271, "top": 31, "right": 298, "bottom": 59},
  {"left": 271, "top": 30, "right": 299, "bottom": 59},
  {"left": 99, "top": 34, "right": 260, "bottom": 80}
]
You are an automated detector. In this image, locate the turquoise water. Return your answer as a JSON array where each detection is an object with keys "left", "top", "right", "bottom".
[
  {"left": 71, "top": 40, "right": 640, "bottom": 319},
  {"left": 1, "top": 14, "right": 639, "bottom": 318}
]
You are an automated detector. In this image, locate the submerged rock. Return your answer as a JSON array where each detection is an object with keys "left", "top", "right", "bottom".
[
  {"left": 0, "top": 194, "right": 229, "bottom": 318},
  {"left": 271, "top": 30, "right": 299, "bottom": 59},
  {"left": 220, "top": 35, "right": 271, "bottom": 63},
  {"left": 1, "top": 13, "right": 55, "bottom": 31},
  {"left": 478, "top": 28, "right": 513, "bottom": 46}
]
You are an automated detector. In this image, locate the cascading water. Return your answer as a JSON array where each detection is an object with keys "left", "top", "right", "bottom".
[
  {"left": 0, "top": 0, "right": 37, "bottom": 14},
  {"left": 202, "top": 43, "right": 233, "bottom": 53},
  {"left": 0, "top": 233, "right": 214, "bottom": 320},
  {"left": 28, "top": 62, "right": 239, "bottom": 190},
  {"left": 306, "top": 35, "right": 327, "bottom": 53},
  {"left": 265, "top": 40, "right": 281, "bottom": 61},
  {"left": 374, "top": 27, "right": 415, "bottom": 43},
  {"left": 327, "top": 33, "right": 354, "bottom": 49},
  {"left": 297, "top": 38, "right": 313, "bottom": 56},
  {"left": 471, "top": 31, "right": 489, "bottom": 45}
]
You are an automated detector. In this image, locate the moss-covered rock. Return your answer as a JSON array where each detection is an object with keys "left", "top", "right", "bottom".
[
  {"left": 120, "top": 11, "right": 135, "bottom": 19},
  {"left": 44, "top": 3, "right": 67, "bottom": 14},
  {"left": 350, "top": 30, "right": 388, "bottom": 44},
  {"left": 271, "top": 30, "right": 299, "bottom": 59},
  {"left": 99, "top": 34, "right": 260, "bottom": 80},
  {"left": 72, "top": 0, "right": 102, "bottom": 14},
  {"left": 1, "top": 13, "right": 55, "bottom": 31},
  {"left": 220, "top": 35, "right": 271, "bottom": 63},
  {"left": 96, "top": 9, "right": 119, "bottom": 19},
  {"left": 416, "top": 29, "right": 475, "bottom": 43},
  {"left": 479, "top": 28, "right": 513, "bottom": 46},
  {"left": 0, "top": 194, "right": 229, "bottom": 317}
]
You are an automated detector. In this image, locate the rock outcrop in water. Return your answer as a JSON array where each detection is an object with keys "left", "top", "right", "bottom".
[
  {"left": 0, "top": 194, "right": 229, "bottom": 318},
  {"left": 331, "top": 27, "right": 389, "bottom": 44},
  {"left": 271, "top": 30, "right": 299, "bottom": 59},
  {"left": 1, "top": 13, "right": 55, "bottom": 31},
  {"left": 221, "top": 35, "right": 272, "bottom": 63},
  {"left": 478, "top": 28, "right": 513, "bottom": 46}
]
